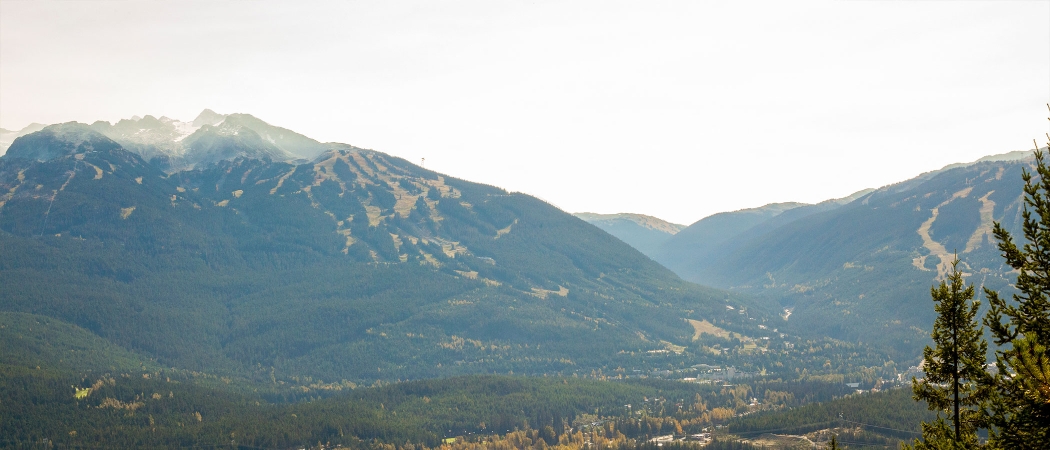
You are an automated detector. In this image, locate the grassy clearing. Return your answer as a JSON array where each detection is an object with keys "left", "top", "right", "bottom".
[{"left": 687, "top": 319, "right": 731, "bottom": 341}]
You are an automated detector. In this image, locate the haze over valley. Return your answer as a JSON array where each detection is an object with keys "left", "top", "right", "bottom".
[
  {"left": 1, "top": 107, "right": 1047, "bottom": 447},
  {"left": 3, "top": 1, "right": 1049, "bottom": 448}
]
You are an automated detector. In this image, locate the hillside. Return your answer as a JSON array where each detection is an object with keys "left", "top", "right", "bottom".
[
  {"left": 1, "top": 366, "right": 860, "bottom": 449},
  {"left": 0, "top": 120, "right": 781, "bottom": 384},
  {"left": 0, "top": 311, "right": 160, "bottom": 375},
  {"left": 652, "top": 156, "right": 1041, "bottom": 359},
  {"left": 0, "top": 123, "right": 47, "bottom": 156},
  {"left": 726, "top": 388, "right": 936, "bottom": 448},
  {"left": 575, "top": 212, "right": 685, "bottom": 257},
  {"left": 654, "top": 202, "right": 806, "bottom": 267},
  {"left": 80, "top": 109, "right": 329, "bottom": 171}
]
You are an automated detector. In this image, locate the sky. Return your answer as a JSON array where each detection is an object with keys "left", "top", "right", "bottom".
[{"left": 2, "top": 1, "right": 1048, "bottom": 225}]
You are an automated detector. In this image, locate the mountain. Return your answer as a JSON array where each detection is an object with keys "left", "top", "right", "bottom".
[
  {"left": 655, "top": 191, "right": 874, "bottom": 274},
  {"left": 0, "top": 122, "right": 48, "bottom": 156},
  {"left": 654, "top": 202, "right": 806, "bottom": 265},
  {"left": 192, "top": 108, "right": 227, "bottom": 127},
  {"left": 179, "top": 120, "right": 297, "bottom": 166},
  {"left": 218, "top": 113, "right": 329, "bottom": 159},
  {"left": 0, "top": 120, "right": 778, "bottom": 384},
  {"left": 85, "top": 109, "right": 329, "bottom": 171},
  {"left": 574, "top": 212, "right": 684, "bottom": 257},
  {"left": 89, "top": 114, "right": 197, "bottom": 163},
  {"left": 650, "top": 151, "right": 1029, "bottom": 280},
  {"left": 651, "top": 154, "right": 1043, "bottom": 359},
  {"left": 4, "top": 122, "right": 124, "bottom": 161}
]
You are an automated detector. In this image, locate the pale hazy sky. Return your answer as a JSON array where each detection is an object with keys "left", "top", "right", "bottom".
[{"left": 2, "top": 1, "right": 1048, "bottom": 225}]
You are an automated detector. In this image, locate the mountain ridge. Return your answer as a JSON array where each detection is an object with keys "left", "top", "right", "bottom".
[
  {"left": 573, "top": 212, "right": 685, "bottom": 235},
  {"left": 570, "top": 148, "right": 1044, "bottom": 360},
  {"left": 0, "top": 110, "right": 334, "bottom": 171},
  {"left": 574, "top": 212, "right": 685, "bottom": 258},
  {"left": 0, "top": 117, "right": 785, "bottom": 383},
  {"left": 648, "top": 156, "right": 1046, "bottom": 358}
]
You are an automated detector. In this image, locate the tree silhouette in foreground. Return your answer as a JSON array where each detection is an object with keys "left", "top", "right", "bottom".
[
  {"left": 907, "top": 257, "right": 989, "bottom": 450},
  {"left": 982, "top": 140, "right": 1050, "bottom": 448}
]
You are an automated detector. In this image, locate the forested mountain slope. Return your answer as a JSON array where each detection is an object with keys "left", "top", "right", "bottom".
[
  {"left": 653, "top": 157, "right": 1040, "bottom": 359},
  {"left": 654, "top": 191, "right": 875, "bottom": 273},
  {"left": 0, "top": 123, "right": 47, "bottom": 156},
  {"left": 0, "top": 121, "right": 772, "bottom": 384},
  {"left": 85, "top": 110, "right": 329, "bottom": 171},
  {"left": 654, "top": 202, "right": 807, "bottom": 267},
  {"left": 574, "top": 212, "right": 684, "bottom": 257}
]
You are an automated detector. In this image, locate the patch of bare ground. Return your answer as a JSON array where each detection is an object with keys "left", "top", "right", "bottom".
[
  {"left": 659, "top": 340, "right": 686, "bottom": 354},
  {"left": 365, "top": 205, "right": 383, "bottom": 226},
  {"left": 916, "top": 187, "right": 973, "bottom": 279},
  {"left": 337, "top": 228, "right": 355, "bottom": 254},
  {"left": 687, "top": 318, "right": 753, "bottom": 343},
  {"left": 86, "top": 163, "right": 103, "bottom": 180},
  {"left": 496, "top": 219, "right": 518, "bottom": 239},
  {"left": 0, "top": 169, "right": 27, "bottom": 210},
  {"left": 686, "top": 319, "right": 729, "bottom": 341},
  {"left": 419, "top": 250, "right": 441, "bottom": 268},
  {"left": 349, "top": 152, "right": 377, "bottom": 178},
  {"left": 422, "top": 176, "right": 459, "bottom": 199},
  {"left": 454, "top": 270, "right": 478, "bottom": 280},
  {"left": 531, "top": 286, "right": 569, "bottom": 299},
  {"left": 745, "top": 433, "right": 814, "bottom": 449},
  {"left": 392, "top": 190, "right": 419, "bottom": 218},
  {"left": 963, "top": 191, "right": 995, "bottom": 253},
  {"left": 424, "top": 197, "right": 443, "bottom": 223},
  {"left": 435, "top": 238, "right": 468, "bottom": 258},
  {"left": 269, "top": 168, "right": 296, "bottom": 195}
]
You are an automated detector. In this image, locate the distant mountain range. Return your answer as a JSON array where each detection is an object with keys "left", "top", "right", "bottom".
[
  {"left": 2, "top": 110, "right": 329, "bottom": 171},
  {"left": 0, "top": 123, "right": 47, "bottom": 155},
  {"left": 0, "top": 112, "right": 781, "bottom": 383},
  {"left": 9, "top": 108, "right": 1023, "bottom": 380},
  {"left": 573, "top": 213, "right": 684, "bottom": 257},
  {"left": 5, "top": 109, "right": 1011, "bottom": 448},
  {"left": 611, "top": 150, "right": 1044, "bottom": 359}
]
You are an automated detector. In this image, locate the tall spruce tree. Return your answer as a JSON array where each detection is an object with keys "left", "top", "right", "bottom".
[
  {"left": 982, "top": 142, "right": 1050, "bottom": 448},
  {"left": 908, "top": 257, "right": 989, "bottom": 450}
]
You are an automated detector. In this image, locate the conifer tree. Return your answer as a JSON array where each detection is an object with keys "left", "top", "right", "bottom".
[
  {"left": 982, "top": 140, "right": 1050, "bottom": 448},
  {"left": 908, "top": 258, "right": 989, "bottom": 450},
  {"left": 826, "top": 434, "right": 838, "bottom": 450}
]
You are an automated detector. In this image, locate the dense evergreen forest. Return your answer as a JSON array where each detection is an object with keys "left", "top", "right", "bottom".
[
  {"left": 3, "top": 364, "right": 927, "bottom": 449},
  {"left": 0, "top": 123, "right": 985, "bottom": 448},
  {"left": 0, "top": 307, "right": 920, "bottom": 448},
  {"left": 0, "top": 127, "right": 905, "bottom": 387},
  {"left": 727, "top": 388, "right": 936, "bottom": 447},
  {"left": 654, "top": 158, "right": 1031, "bottom": 361},
  {"left": 0, "top": 130, "right": 785, "bottom": 384}
]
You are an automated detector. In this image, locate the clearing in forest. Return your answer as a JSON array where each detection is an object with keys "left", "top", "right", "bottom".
[{"left": 687, "top": 319, "right": 730, "bottom": 341}]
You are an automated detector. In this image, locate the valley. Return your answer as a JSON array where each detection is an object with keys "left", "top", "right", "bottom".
[
  {"left": 581, "top": 152, "right": 1044, "bottom": 362},
  {"left": 0, "top": 110, "right": 1040, "bottom": 448}
]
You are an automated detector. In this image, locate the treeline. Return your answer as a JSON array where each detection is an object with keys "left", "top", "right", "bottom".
[
  {"left": 1, "top": 368, "right": 860, "bottom": 449},
  {"left": 726, "top": 387, "right": 936, "bottom": 441},
  {"left": 0, "top": 147, "right": 795, "bottom": 385},
  {"left": 0, "top": 208, "right": 901, "bottom": 387}
]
